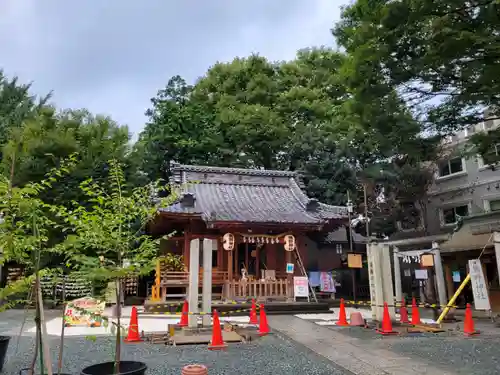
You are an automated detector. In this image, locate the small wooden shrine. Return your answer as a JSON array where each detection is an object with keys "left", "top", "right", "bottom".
[{"left": 147, "top": 163, "right": 348, "bottom": 302}]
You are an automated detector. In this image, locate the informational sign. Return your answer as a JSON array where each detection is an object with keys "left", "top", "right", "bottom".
[
  {"left": 403, "top": 269, "right": 411, "bottom": 277},
  {"left": 414, "top": 269, "right": 428, "bottom": 280},
  {"left": 320, "top": 272, "right": 335, "bottom": 292},
  {"left": 293, "top": 276, "right": 309, "bottom": 297},
  {"left": 468, "top": 259, "right": 491, "bottom": 310},
  {"left": 421, "top": 254, "right": 434, "bottom": 267},
  {"left": 64, "top": 297, "right": 105, "bottom": 327},
  {"left": 452, "top": 271, "right": 461, "bottom": 282},
  {"left": 285, "top": 263, "right": 295, "bottom": 274},
  {"left": 347, "top": 253, "right": 362, "bottom": 268}
]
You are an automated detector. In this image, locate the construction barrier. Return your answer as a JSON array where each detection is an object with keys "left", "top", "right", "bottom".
[
  {"left": 341, "top": 299, "right": 459, "bottom": 309},
  {"left": 147, "top": 299, "right": 255, "bottom": 309},
  {"left": 144, "top": 306, "right": 260, "bottom": 316}
]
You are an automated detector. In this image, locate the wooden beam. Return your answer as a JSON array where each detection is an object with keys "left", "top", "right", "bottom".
[{"left": 183, "top": 230, "right": 190, "bottom": 271}]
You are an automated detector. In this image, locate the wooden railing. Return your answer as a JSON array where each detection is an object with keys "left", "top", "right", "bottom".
[
  {"left": 161, "top": 271, "right": 229, "bottom": 286},
  {"left": 224, "top": 279, "right": 289, "bottom": 301}
]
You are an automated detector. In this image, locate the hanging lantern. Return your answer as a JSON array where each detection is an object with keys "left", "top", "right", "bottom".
[
  {"left": 284, "top": 234, "right": 296, "bottom": 252},
  {"left": 222, "top": 233, "right": 235, "bottom": 251}
]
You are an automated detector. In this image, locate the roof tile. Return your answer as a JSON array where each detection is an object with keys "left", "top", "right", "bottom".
[{"left": 161, "top": 164, "right": 348, "bottom": 224}]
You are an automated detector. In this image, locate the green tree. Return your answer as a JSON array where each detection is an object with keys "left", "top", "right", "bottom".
[
  {"left": 139, "top": 48, "right": 435, "bottom": 219},
  {"left": 57, "top": 160, "right": 177, "bottom": 372},
  {"left": 0, "top": 155, "right": 76, "bottom": 375},
  {"left": 1, "top": 108, "right": 143, "bottom": 206},
  {"left": 333, "top": 0, "right": 500, "bottom": 133},
  {"left": 0, "top": 71, "right": 49, "bottom": 161}
]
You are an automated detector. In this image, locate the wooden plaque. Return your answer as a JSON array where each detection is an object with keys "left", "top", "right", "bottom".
[
  {"left": 421, "top": 253, "right": 434, "bottom": 267},
  {"left": 347, "top": 253, "right": 362, "bottom": 268}
]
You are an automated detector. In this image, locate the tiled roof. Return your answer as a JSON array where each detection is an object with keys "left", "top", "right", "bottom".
[
  {"left": 324, "top": 227, "right": 367, "bottom": 243},
  {"left": 160, "top": 163, "right": 348, "bottom": 225}
]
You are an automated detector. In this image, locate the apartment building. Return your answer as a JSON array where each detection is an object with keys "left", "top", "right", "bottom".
[
  {"left": 388, "top": 116, "right": 500, "bottom": 310},
  {"left": 425, "top": 117, "right": 500, "bottom": 232}
]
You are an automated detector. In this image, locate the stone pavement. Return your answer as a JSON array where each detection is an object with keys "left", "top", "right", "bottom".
[{"left": 268, "top": 315, "right": 459, "bottom": 375}]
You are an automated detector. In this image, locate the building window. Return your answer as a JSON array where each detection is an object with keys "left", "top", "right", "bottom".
[
  {"left": 484, "top": 199, "right": 500, "bottom": 212},
  {"left": 478, "top": 144, "right": 500, "bottom": 168},
  {"left": 438, "top": 157, "right": 464, "bottom": 177},
  {"left": 441, "top": 205, "right": 469, "bottom": 225},
  {"left": 491, "top": 200, "right": 500, "bottom": 212}
]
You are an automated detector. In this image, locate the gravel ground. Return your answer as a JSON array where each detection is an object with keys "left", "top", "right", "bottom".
[
  {"left": 327, "top": 324, "right": 500, "bottom": 375},
  {"left": 2, "top": 334, "right": 349, "bottom": 375}
]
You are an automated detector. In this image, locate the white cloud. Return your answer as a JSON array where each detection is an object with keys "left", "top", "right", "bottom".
[{"left": 0, "top": 0, "right": 346, "bottom": 136}]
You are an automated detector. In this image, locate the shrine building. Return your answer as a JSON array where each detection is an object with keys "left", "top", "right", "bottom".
[{"left": 146, "top": 162, "right": 349, "bottom": 303}]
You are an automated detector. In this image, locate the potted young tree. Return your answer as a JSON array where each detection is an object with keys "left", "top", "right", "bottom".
[
  {"left": 58, "top": 159, "right": 176, "bottom": 375},
  {"left": 0, "top": 156, "right": 77, "bottom": 375}
]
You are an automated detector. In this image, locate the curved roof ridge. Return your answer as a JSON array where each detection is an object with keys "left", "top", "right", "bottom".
[
  {"left": 289, "top": 177, "right": 348, "bottom": 218},
  {"left": 171, "top": 163, "right": 298, "bottom": 178},
  {"left": 287, "top": 177, "right": 326, "bottom": 222}
]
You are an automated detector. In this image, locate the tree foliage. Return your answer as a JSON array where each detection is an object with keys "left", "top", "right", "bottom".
[
  {"left": 138, "top": 49, "right": 439, "bottom": 237},
  {"left": 0, "top": 154, "right": 77, "bottom": 308},
  {"left": 53, "top": 159, "right": 177, "bottom": 368},
  {"left": 1, "top": 108, "right": 144, "bottom": 207},
  {"left": 334, "top": 0, "right": 500, "bottom": 132},
  {"left": 0, "top": 71, "right": 50, "bottom": 162}
]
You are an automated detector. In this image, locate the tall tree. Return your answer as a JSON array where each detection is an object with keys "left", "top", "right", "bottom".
[
  {"left": 0, "top": 71, "right": 50, "bottom": 162},
  {"left": 1, "top": 108, "right": 141, "bottom": 206},
  {"left": 333, "top": 0, "right": 500, "bottom": 133},
  {"left": 139, "top": 48, "right": 435, "bottom": 219}
]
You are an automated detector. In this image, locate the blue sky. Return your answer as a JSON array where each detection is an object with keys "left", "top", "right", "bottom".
[{"left": 0, "top": 0, "right": 344, "bottom": 138}]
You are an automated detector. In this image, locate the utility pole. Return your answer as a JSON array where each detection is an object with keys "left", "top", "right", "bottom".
[{"left": 347, "top": 191, "right": 356, "bottom": 301}]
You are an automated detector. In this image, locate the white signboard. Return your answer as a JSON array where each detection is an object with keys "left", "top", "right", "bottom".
[
  {"left": 293, "top": 276, "right": 309, "bottom": 298},
  {"left": 414, "top": 269, "right": 428, "bottom": 280},
  {"left": 468, "top": 259, "right": 491, "bottom": 310}
]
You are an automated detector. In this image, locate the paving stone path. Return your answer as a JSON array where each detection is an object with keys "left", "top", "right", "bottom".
[{"left": 268, "top": 315, "right": 460, "bottom": 375}]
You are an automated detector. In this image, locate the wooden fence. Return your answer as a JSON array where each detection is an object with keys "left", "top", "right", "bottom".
[
  {"left": 224, "top": 279, "right": 290, "bottom": 301},
  {"left": 160, "top": 271, "right": 228, "bottom": 286}
]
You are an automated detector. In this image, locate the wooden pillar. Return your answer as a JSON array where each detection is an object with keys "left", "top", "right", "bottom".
[
  {"left": 267, "top": 244, "right": 276, "bottom": 269},
  {"left": 256, "top": 245, "right": 260, "bottom": 279},
  {"left": 245, "top": 243, "right": 249, "bottom": 272},
  {"left": 297, "top": 236, "right": 306, "bottom": 275},
  {"left": 151, "top": 258, "right": 161, "bottom": 302},
  {"left": 228, "top": 249, "right": 233, "bottom": 281},
  {"left": 286, "top": 249, "right": 293, "bottom": 301},
  {"left": 234, "top": 242, "right": 239, "bottom": 276},
  {"left": 217, "top": 237, "right": 222, "bottom": 269},
  {"left": 183, "top": 230, "right": 190, "bottom": 271},
  {"left": 444, "top": 262, "right": 454, "bottom": 300}
]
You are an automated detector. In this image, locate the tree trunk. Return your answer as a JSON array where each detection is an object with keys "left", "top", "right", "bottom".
[{"left": 114, "top": 279, "right": 121, "bottom": 374}]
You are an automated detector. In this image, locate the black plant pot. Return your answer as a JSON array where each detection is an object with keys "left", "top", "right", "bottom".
[
  {"left": 0, "top": 336, "right": 10, "bottom": 372},
  {"left": 81, "top": 361, "right": 147, "bottom": 375},
  {"left": 19, "top": 369, "right": 71, "bottom": 375}
]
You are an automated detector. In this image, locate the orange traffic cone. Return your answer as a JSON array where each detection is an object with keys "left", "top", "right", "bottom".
[
  {"left": 208, "top": 310, "right": 227, "bottom": 350},
  {"left": 249, "top": 299, "right": 258, "bottom": 325},
  {"left": 411, "top": 297, "right": 421, "bottom": 325},
  {"left": 179, "top": 300, "right": 189, "bottom": 327},
  {"left": 376, "top": 302, "right": 398, "bottom": 335},
  {"left": 336, "top": 298, "right": 349, "bottom": 326},
  {"left": 463, "top": 303, "right": 479, "bottom": 336},
  {"left": 399, "top": 299, "right": 409, "bottom": 324},
  {"left": 258, "top": 304, "right": 270, "bottom": 336},
  {"left": 124, "top": 306, "right": 142, "bottom": 342}
]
